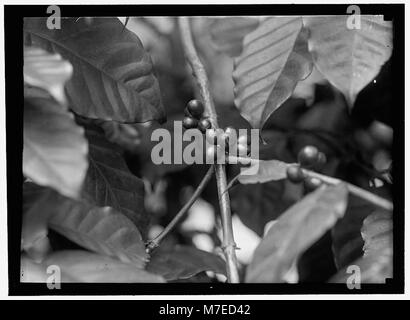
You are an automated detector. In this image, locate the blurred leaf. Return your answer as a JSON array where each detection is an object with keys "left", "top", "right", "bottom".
[
  {"left": 233, "top": 17, "right": 313, "bottom": 129},
  {"left": 292, "top": 66, "right": 327, "bottom": 105},
  {"left": 99, "top": 120, "right": 142, "bottom": 152},
  {"left": 24, "top": 46, "right": 73, "bottom": 106},
  {"left": 231, "top": 180, "right": 293, "bottom": 236},
  {"left": 236, "top": 159, "right": 290, "bottom": 184},
  {"left": 24, "top": 17, "right": 165, "bottom": 124},
  {"left": 303, "top": 15, "right": 393, "bottom": 106},
  {"left": 21, "top": 254, "right": 52, "bottom": 282},
  {"left": 329, "top": 210, "right": 392, "bottom": 283},
  {"left": 246, "top": 184, "right": 348, "bottom": 283},
  {"left": 147, "top": 245, "right": 226, "bottom": 281},
  {"left": 23, "top": 96, "right": 88, "bottom": 199},
  {"left": 331, "top": 195, "right": 374, "bottom": 269},
  {"left": 22, "top": 251, "right": 164, "bottom": 283},
  {"left": 209, "top": 17, "right": 260, "bottom": 56},
  {"left": 82, "top": 125, "right": 149, "bottom": 234}
]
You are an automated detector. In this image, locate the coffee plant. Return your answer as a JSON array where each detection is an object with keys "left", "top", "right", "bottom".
[{"left": 21, "top": 16, "right": 393, "bottom": 285}]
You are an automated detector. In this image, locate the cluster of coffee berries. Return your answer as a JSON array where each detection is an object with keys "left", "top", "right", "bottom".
[
  {"left": 204, "top": 126, "right": 251, "bottom": 161},
  {"left": 286, "top": 145, "right": 327, "bottom": 192},
  {"left": 182, "top": 99, "right": 251, "bottom": 164},
  {"left": 183, "top": 99, "right": 212, "bottom": 133}
]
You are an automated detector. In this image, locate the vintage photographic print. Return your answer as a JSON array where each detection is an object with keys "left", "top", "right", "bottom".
[{"left": 4, "top": 3, "right": 403, "bottom": 296}]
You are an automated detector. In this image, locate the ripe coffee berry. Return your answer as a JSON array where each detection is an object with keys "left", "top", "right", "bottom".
[
  {"left": 317, "top": 152, "right": 327, "bottom": 165},
  {"left": 286, "top": 164, "right": 305, "bottom": 183},
  {"left": 187, "top": 99, "right": 204, "bottom": 119},
  {"left": 182, "top": 116, "right": 198, "bottom": 129},
  {"left": 304, "top": 176, "right": 323, "bottom": 192},
  {"left": 238, "top": 134, "right": 251, "bottom": 146},
  {"left": 184, "top": 108, "right": 193, "bottom": 118},
  {"left": 198, "top": 118, "right": 212, "bottom": 133},
  {"left": 298, "top": 145, "right": 320, "bottom": 168},
  {"left": 206, "top": 145, "right": 223, "bottom": 162},
  {"left": 206, "top": 128, "right": 219, "bottom": 145},
  {"left": 224, "top": 126, "right": 237, "bottom": 147},
  {"left": 237, "top": 143, "right": 249, "bottom": 156}
]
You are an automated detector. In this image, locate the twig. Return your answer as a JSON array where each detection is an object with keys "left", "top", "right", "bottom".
[
  {"left": 302, "top": 169, "right": 393, "bottom": 212},
  {"left": 146, "top": 166, "right": 214, "bottom": 254},
  {"left": 227, "top": 155, "right": 393, "bottom": 212},
  {"left": 178, "top": 17, "right": 240, "bottom": 283}
]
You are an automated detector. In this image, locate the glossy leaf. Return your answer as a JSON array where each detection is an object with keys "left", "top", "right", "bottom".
[
  {"left": 24, "top": 46, "right": 73, "bottom": 106},
  {"left": 22, "top": 251, "right": 164, "bottom": 283},
  {"left": 82, "top": 125, "right": 148, "bottom": 233},
  {"left": 233, "top": 17, "right": 313, "bottom": 129},
  {"left": 303, "top": 15, "right": 393, "bottom": 106},
  {"left": 246, "top": 184, "right": 348, "bottom": 282},
  {"left": 23, "top": 96, "right": 88, "bottom": 199},
  {"left": 147, "top": 245, "right": 226, "bottom": 281},
  {"left": 24, "top": 17, "right": 165, "bottom": 123},
  {"left": 209, "top": 17, "right": 260, "bottom": 56},
  {"left": 23, "top": 182, "right": 148, "bottom": 266},
  {"left": 48, "top": 197, "right": 148, "bottom": 267}
]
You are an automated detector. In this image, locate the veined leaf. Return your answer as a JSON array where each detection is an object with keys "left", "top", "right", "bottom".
[
  {"left": 22, "top": 251, "right": 164, "bottom": 283},
  {"left": 209, "top": 17, "right": 260, "bottom": 57},
  {"left": 329, "top": 210, "right": 392, "bottom": 283},
  {"left": 23, "top": 183, "right": 148, "bottom": 267},
  {"left": 246, "top": 184, "right": 348, "bottom": 283},
  {"left": 303, "top": 15, "right": 393, "bottom": 106},
  {"left": 233, "top": 17, "right": 313, "bottom": 129},
  {"left": 82, "top": 125, "right": 148, "bottom": 234},
  {"left": 48, "top": 196, "right": 148, "bottom": 267},
  {"left": 24, "top": 46, "right": 73, "bottom": 106},
  {"left": 361, "top": 210, "right": 393, "bottom": 257},
  {"left": 23, "top": 96, "right": 88, "bottom": 199},
  {"left": 24, "top": 17, "right": 165, "bottom": 124},
  {"left": 98, "top": 120, "right": 141, "bottom": 152},
  {"left": 147, "top": 245, "right": 226, "bottom": 281}
]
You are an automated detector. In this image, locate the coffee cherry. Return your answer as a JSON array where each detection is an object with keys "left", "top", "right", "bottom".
[
  {"left": 198, "top": 118, "right": 212, "bottom": 133},
  {"left": 238, "top": 134, "right": 250, "bottom": 146},
  {"left": 317, "top": 152, "right": 327, "bottom": 165},
  {"left": 187, "top": 99, "right": 204, "bottom": 119},
  {"left": 286, "top": 164, "right": 305, "bottom": 183},
  {"left": 184, "top": 108, "right": 193, "bottom": 118},
  {"left": 206, "top": 145, "right": 223, "bottom": 162},
  {"left": 315, "top": 152, "right": 327, "bottom": 171},
  {"left": 298, "top": 145, "right": 320, "bottom": 168},
  {"left": 238, "top": 156, "right": 252, "bottom": 166},
  {"left": 304, "top": 176, "right": 323, "bottom": 192},
  {"left": 237, "top": 143, "right": 248, "bottom": 156},
  {"left": 182, "top": 116, "right": 198, "bottom": 129},
  {"left": 206, "top": 128, "right": 218, "bottom": 145},
  {"left": 224, "top": 126, "right": 237, "bottom": 147}
]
